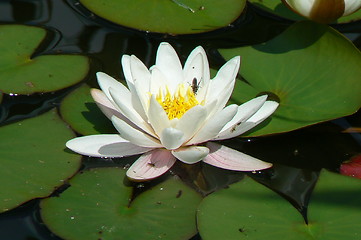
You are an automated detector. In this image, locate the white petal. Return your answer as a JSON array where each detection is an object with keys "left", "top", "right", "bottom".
[
  {"left": 109, "top": 87, "right": 156, "bottom": 137},
  {"left": 219, "top": 95, "right": 268, "bottom": 134},
  {"left": 111, "top": 116, "right": 162, "bottom": 148},
  {"left": 130, "top": 55, "right": 151, "bottom": 88},
  {"left": 121, "top": 55, "right": 149, "bottom": 121},
  {"left": 66, "top": 134, "right": 152, "bottom": 158},
  {"left": 344, "top": 0, "right": 361, "bottom": 15},
  {"left": 121, "top": 55, "right": 134, "bottom": 88},
  {"left": 203, "top": 142, "right": 272, "bottom": 171},
  {"left": 128, "top": 55, "right": 152, "bottom": 117},
  {"left": 172, "top": 146, "right": 209, "bottom": 164},
  {"left": 216, "top": 100, "right": 279, "bottom": 140},
  {"left": 183, "top": 46, "right": 210, "bottom": 100},
  {"left": 147, "top": 96, "right": 171, "bottom": 137},
  {"left": 187, "top": 104, "right": 238, "bottom": 145},
  {"left": 284, "top": 0, "right": 314, "bottom": 17},
  {"left": 160, "top": 127, "right": 185, "bottom": 150},
  {"left": 175, "top": 105, "right": 207, "bottom": 143},
  {"left": 207, "top": 56, "right": 240, "bottom": 112},
  {"left": 130, "top": 55, "right": 151, "bottom": 100},
  {"left": 127, "top": 149, "right": 176, "bottom": 181},
  {"left": 90, "top": 88, "right": 121, "bottom": 120},
  {"left": 188, "top": 47, "right": 211, "bottom": 103},
  {"left": 149, "top": 66, "right": 168, "bottom": 94},
  {"left": 155, "top": 42, "right": 183, "bottom": 90},
  {"left": 184, "top": 46, "right": 210, "bottom": 85},
  {"left": 96, "top": 72, "right": 131, "bottom": 103}
]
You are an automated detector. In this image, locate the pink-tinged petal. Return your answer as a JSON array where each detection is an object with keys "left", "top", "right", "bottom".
[
  {"left": 187, "top": 104, "right": 238, "bottom": 145},
  {"left": 91, "top": 89, "right": 150, "bottom": 133},
  {"left": 126, "top": 149, "right": 176, "bottom": 181},
  {"left": 148, "top": 96, "right": 170, "bottom": 137},
  {"left": 203, "top": 142, "right": 272, "bottom": 171},
  {"left": 66, "top": 134, "right": 153, "bottom": 158},
  {"left": 215, "top": 100, "right": 279, "bottom": 140},
  {"left": 90, "top": 88, "right": 121, "bottom": 120},
  {"left": 160, "top": 127, "right": 185, "bottom": 150},
  {"left": 109, "top": 87, "right": 157, "bottom": 137},
  {"left": 156, "top": 42, "right": 183, "bottom": 90},
  {"left": 111, "top": 116, "right": 162, "bottom": 148},
  {"left": 340, "top": 155, "right": 361, "bottom": 179},
  {"left": 172, "top": 146, "right": 209, "bottom": 164}
]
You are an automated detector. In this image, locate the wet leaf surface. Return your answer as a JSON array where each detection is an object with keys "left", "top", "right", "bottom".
[
  {"left": 0, "top": 24, "right": 89, "bottom": 95},
  {"left": 78, "top": 0, "right": 246, "bottom": 34},
  {"left": 41, "top": 168, "right": 202, "bottom": 240},
  {"left": 198, "top": 170, "right": 361, "bottom": 240},
  {"left": 222, "top": 21, "right": 361, "bottom": 136},
  {"left": 0, "top": 109, "right": 82, "bottom": 213}
]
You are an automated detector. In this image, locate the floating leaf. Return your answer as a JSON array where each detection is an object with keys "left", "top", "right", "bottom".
[
  {"left": 221, "top": 21, "right": 361, "bottom": 136},
  {"left": 0, "top": 109, "right": 82, "bottom": 213},
  {"left": 249, "top": 0, "right": 304, "bottom": 21},
  {"left": 0, "top": 24, "right": 89, "bottom": 95},
  {"left": 336, "top": 9, "right": 361, "bottom": 23},
  {"left": 79, "top": 0, "right": 246, "bottom": 34},
  {"left": 60, "top": 84, "right": 115, "bottom": 135},
  {"left": 249, "top": 0, "right": 361, "bottom": 23},
  {"left": 41, "top": 168, "right": 202, "bottom": 240},
  {"left": 198, "top": 170, "right": 361, "bottom": 239}
]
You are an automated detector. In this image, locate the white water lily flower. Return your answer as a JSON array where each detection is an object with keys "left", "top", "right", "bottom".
[
  {"left": 282, "top": 0, "right": 361, "bottom": 23},
  {"left": 66, "top": 42, "right": 279, "bottom": 181}
]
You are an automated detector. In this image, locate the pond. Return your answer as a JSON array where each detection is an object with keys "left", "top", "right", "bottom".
[{"left": 0, "top": 0, "right": 361, "bottom": 239}]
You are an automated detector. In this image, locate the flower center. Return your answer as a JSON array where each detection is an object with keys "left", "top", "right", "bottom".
[{"left": 156, "top": 84, "right": 200, "bottom": 120}]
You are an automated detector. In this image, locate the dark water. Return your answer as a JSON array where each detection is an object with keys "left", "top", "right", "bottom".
[{"left": 0, "top": 1, "right": 360, "bottom": 239}]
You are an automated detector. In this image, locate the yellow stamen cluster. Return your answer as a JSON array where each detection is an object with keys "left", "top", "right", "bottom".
[{"left": 156, "top": 84, "right": 199, "bottom": 120}]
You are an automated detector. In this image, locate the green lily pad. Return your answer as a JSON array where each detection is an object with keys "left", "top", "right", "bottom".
[
  {"left": 79, "top": 0, "right": 246, "bottom": 34},
  {"left": 221, "top": 21, "right": 361, "bottom": 136},
  {"left": 249, "top": 0, "right": 305, "bottom": 21},
  {"left": 249, "top": 0, "right": 361, "bottom": 23},
  {"left": 337, "top": 10, "right": 361, "bottom": 23},
  {"left": 0, "top": 109, "right": 82, "bottom": 213},
  {"left": 0, "top": 24, "right": 89, "bottom": 95},
  {"left": 60, "top": 84, "right": 116, "bottom": 135},
  {"left": 40, "top": 168, "right": 202, "bottom": 240},
  {"left": 198, "top": 170, "right": 361, "bottom": 240}
]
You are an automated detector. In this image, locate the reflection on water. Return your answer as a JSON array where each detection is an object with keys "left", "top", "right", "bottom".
[{"left": 0, "top": 0, "right": 360, "bottom": 239}]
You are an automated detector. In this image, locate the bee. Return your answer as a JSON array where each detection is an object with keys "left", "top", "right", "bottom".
[{"left": 191, "top": 77, "right": 201, "bottom": 94}]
